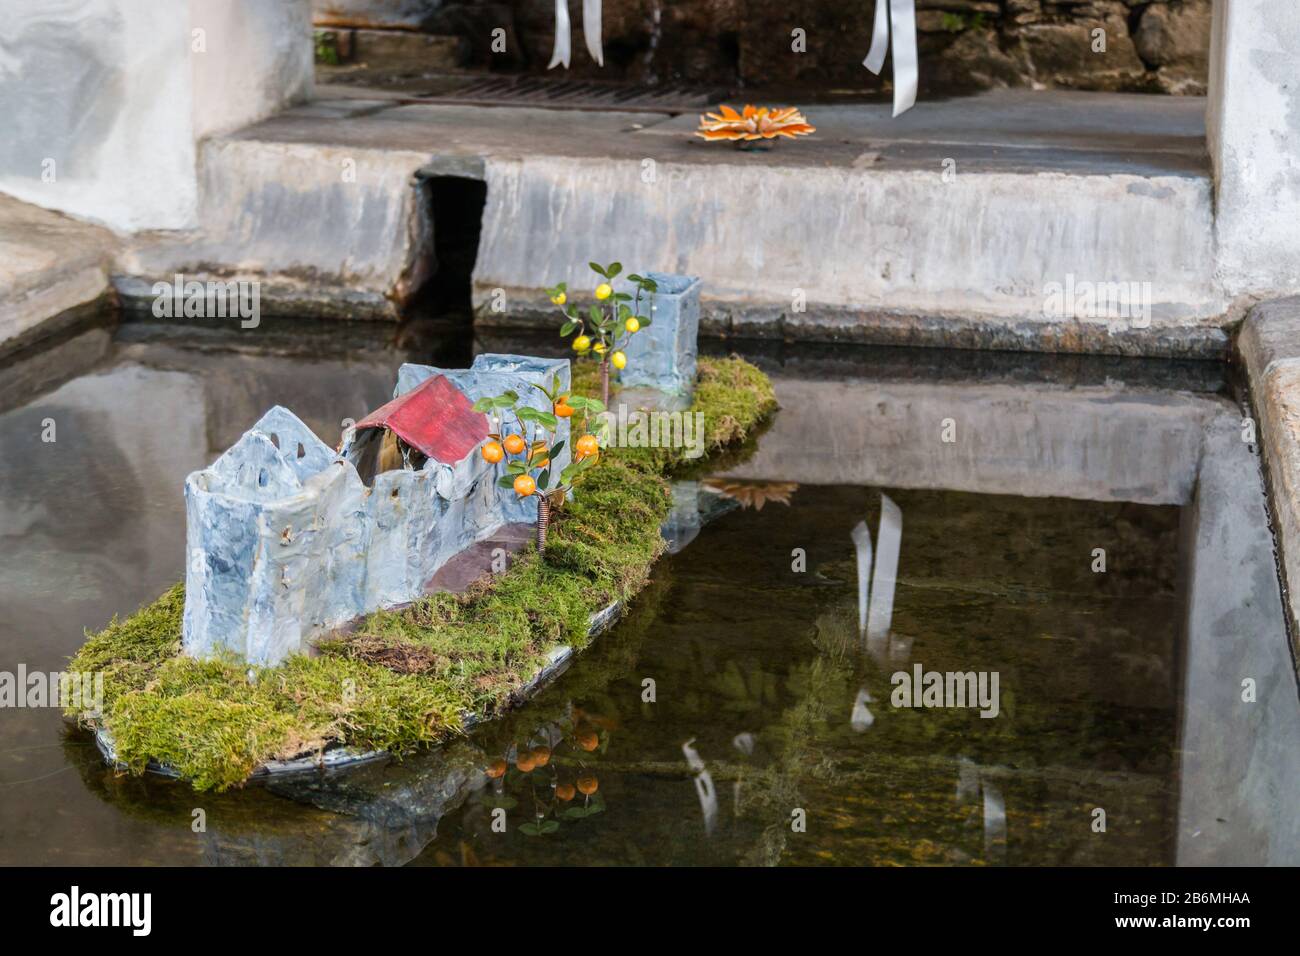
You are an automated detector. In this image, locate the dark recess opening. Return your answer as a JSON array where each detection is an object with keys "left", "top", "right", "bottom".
[{"left": 414, "top": 175, "right": 487, "bottom": 323}]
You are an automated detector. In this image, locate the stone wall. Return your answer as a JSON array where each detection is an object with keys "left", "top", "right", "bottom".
[{"left": 497, "top": 0, "right": 1210, "bottom": 94}]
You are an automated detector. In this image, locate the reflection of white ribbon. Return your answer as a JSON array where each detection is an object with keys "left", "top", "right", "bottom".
[
  {"left": 548, "top": 0, "right": 603, "bottom": 69},
  {"left": 863, "top": 0, "right": 918, "bottom": 117}
]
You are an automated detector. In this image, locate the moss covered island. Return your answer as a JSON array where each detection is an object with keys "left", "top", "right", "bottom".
[{"left": 68, "top": 357, "right": 776, "bottom": 790}]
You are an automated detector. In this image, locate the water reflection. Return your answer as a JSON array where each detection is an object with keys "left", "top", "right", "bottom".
[{"left": 8, "top": 320, "right": 1289, "bottom": 865}]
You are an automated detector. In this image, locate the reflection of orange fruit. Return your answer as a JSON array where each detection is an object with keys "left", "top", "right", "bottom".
[
  {"left": 575, "top": 435, "right": 599, "bottom": 459},
  {"left": 481, "top": 441, "right": 504, "bottom": 463},
  {"left": 576, "top": 730, "right": 599, "bottom": 752},
  {"left": 577, "top": 773, "right": 599, "bottom": 795},
  {"left": 503, "top": 434, "right": 526, "bottom": 455},
  {"left": 555, "top": 783, "right": 576, "bottom": 802},
  {"left": 516, "top": 753, "right": 537, "bottom": 773},
  {"left": 486, "top": 758, "right": 507, "bottom": 779},
  {"left": 513, "top": 474, "right": 536, "bottom": 497},
  {"left": 531, "top": 746, "right": 551, "bottom": 767}
]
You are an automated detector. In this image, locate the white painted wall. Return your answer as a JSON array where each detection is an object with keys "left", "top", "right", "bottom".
[
  {"left": 1207, "top": 0, "right": 1300, "bottom": 299},
  {"left": 0, "top": 0, "right": 311, "bottom": 233}
]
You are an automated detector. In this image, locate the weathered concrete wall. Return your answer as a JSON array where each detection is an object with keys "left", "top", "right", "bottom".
[
  {"left": 1207, "top": 0, "right": 1300, "bottom": 300},
  {"left": 0, "top": 0, "right": 312, "bottom": 232},
  {"left": 1176, "top": 410, "right": 1300, "bottom": 865},
  {"left": 116, "top": 138, "right": 433, "bottom": 318},
  {"left": 474, "top": 155, "right": 1222, "bottom": 343}
]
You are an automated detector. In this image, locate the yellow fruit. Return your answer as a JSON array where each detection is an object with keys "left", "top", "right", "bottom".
[
  {"left": 611, "top": 350, "right": 627, "bottom": 370},
  {"left": 513, "top": 474, "right": 536, "bottom": 497},
  {"left": 551, "top": 292, "right": 566, "bottom": 305},
  {"left": 572, "top": 335, "right": 591, "bottom": 353},
  {"left": 624, "top": 317, "right": 640, "bottom": 333},
  {"left": 575, "top": 435, "right": 600, "bottom": 459},
  {"left": 593, "top": 341, "right": 608, "bottom": 355},
  {"left": 481, "top": 441, "right": 504, "bottom": 463},
  {"left": 503, "top": 433, "right": 526, "bottom": 455},
  {"left": 595, "top": 283, "right": 612, "bottom": 300}
]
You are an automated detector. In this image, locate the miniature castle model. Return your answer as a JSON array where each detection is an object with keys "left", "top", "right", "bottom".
[{"left": 182, "top": 354, "right": 571, "bottom": 666}]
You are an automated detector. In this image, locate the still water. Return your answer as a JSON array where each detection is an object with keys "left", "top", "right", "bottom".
[{"left": 0, "top": 316, "right": 1293, "bottom": 866}]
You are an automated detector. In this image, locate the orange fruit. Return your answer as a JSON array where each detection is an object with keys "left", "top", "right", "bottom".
[
  {"left": 576, "top": 730, "right": 599, "bottom": 752},
  {"left": 516, "top": 753, "right": 537, "bottom": 773},
  {"left": 555, "top": 783, "right": 576, "bottom": 802},
  {"left": 503, "top": 433, "right": 526, "bottom": 455},
  {"left": 575, "top": 435, "right": 599, "bottom": 459},
  {"left": 513, "top": 474, "right": 536, "bottom": 497},
  {"left": 485, "top": 758, "right": 507, "bottom": 779},
  {"left": 576, "top": 773, "right": 599, "bottom": 795},
  {"left": 481, "top": 440, "right": 504, "bottom": 463},
  {"left": 554, "top": 401, "right": 574, "bottom": 418},
  {"left": 531, "top": 746, "right": 551, "bottom": 767}
]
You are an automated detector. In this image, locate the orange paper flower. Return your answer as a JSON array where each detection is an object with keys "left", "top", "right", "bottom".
[{"left": 696, "top": 104, "right": 816, "bottom": 142}]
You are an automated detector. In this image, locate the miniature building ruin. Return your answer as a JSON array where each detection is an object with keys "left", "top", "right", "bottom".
[{"left": 182, "top": 353, "right": 570, "bottom": 666}]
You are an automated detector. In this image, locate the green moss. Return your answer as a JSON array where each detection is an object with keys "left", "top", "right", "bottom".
[{"left": 68, "top": 357, "right": 776, "bottom": 790}]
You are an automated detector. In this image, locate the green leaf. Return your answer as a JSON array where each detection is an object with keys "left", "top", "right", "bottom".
[
  {"left": 538, "top": 468, "right": 550, "bottom": 488},
  {"left": 535, "top": 411, "right": 558, "bottom": 430},
  {"left": 549, "top": 439, "right": 566, "bottom": 461},
  {"left": 472, "top": 398, "right": 494, "bottom": 412},
  {"left": 589, "top": 261, "right": 607, "bottom": 278},
  {"left": 519, "top": 822, "right": 542, "bottom": 836},
  {"left": 607, "top": 262, "right": 622, "bottom": 278},
  {"left": 516, "top": 406, "right": 541, "bottom": 422},
  {"left": 506, "top": 461, "right": 526, "bottom": 475},
  {"left": 497, "top": 475, "right": 516, "bottom": 489},
  {"left": 540, "top": 819, "right": 560, "bottom": 834},
  {"left": 588, "top": 305, "right": 601, "bottom": 322},
  {"left": 560, "top": 320, "right": 577, "bottom": 337}
]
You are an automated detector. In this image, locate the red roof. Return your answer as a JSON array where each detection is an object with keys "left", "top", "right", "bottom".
[{"left": 355, "top": 374, "right": 488, "bottom": 463}]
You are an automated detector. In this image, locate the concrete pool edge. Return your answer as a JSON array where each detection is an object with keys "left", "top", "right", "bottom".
[{"left": 1238, "top": 296, "right": 1300, "bottom": 673}]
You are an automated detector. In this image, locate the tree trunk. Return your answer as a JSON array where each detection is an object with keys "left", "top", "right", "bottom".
[
  {"left": 600, "top": 358, "right": 610, "bottom": 407},
  {"left": 536, "top": 494, "right": 551, "bottom": 555}
]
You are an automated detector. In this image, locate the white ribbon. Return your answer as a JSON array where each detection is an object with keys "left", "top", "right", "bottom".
[
  {"left": 584, "top": 0, "right": 603, "bottom": 66},
  {"left": 863, "top": 0, "right": 918, "bottom": 117},
  {"left": 547, "top": 0, "right": 571, "bottom": 69},
  {"left": 549, "top": 0, "right": 603, "bottom": 69}
]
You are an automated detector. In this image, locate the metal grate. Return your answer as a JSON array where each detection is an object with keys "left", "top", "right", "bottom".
[{"left": 401, "top": 74, "right": 731, "bottom": 114}]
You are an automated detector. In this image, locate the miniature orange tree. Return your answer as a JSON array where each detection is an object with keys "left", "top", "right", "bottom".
[
  {"left": 475, "top": 373, "right": 604, "bottom": 554},
  {"left": 547, "top": 261, "right": 656, "bottom": 406}
]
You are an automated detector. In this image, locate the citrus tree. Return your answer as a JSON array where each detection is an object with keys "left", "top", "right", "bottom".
[
  {"left": 475, "top": 374, "right": 604, "bottom": 554},
  {"left": 546, "top": 261, "right": 657, "bottom": 406}
]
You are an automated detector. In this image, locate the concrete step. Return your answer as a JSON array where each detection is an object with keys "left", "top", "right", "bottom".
[{"left": 113, "top": 87, "right": 1228, "bottom": 356}]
